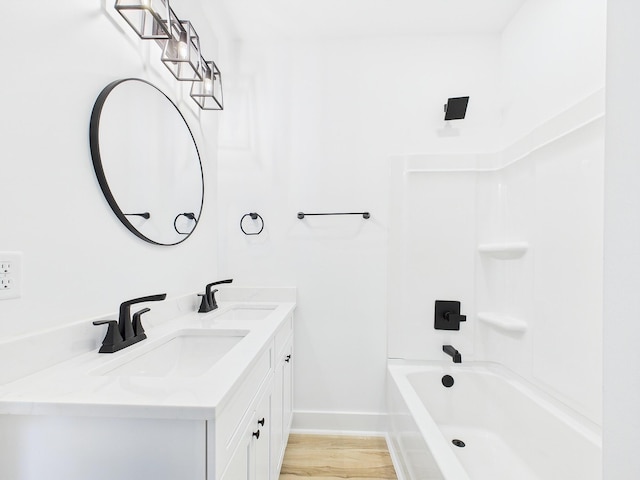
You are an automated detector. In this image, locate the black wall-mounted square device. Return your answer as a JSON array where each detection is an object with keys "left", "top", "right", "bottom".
[
  {"left": 434, "top": 300, "right": 467, "bottom": 330},
  {"left": 444, "top": 96, "right": 469, "bottom": 121}
]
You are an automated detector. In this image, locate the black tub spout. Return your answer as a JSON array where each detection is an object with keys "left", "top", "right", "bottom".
[{"left": 443, "top": 345, "right": 462, "bottom": 363}]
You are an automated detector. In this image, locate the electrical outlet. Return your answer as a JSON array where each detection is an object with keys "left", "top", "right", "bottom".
[{"left": 0, "top": 252, "right": 22, "bottom": 300}]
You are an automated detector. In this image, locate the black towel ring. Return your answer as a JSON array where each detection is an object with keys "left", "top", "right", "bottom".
[
  {"left": 240, "top": 213, "right": 264, "bottom": 235},
  {"left": 174, "top": 212, "right": 196, "bottom": 235}
]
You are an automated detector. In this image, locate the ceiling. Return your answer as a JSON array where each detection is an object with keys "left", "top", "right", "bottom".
[{"left": 218, "top": 0, "right": 527, "bottom": 39}]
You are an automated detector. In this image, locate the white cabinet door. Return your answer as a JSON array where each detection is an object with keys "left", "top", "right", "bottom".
[
  {"left": 220, "top": 419, "right": 251, "bottom": 480},
  {"left": 270, "top": 339, "right": 294, "bottom": 480},
  {"left": 221, "top": 386, "right": 272, "bottom": 480},
  {"left": 220, "top": 426, "right": 251, "bottom": 480},
  {"left": 270, "top": 354, "right": 284, "bottom": 479},
  {"left": 282, "top": 342, "right": 293, "bottom": 441},
  {"left": 252, "top": 389, "right": 271, "bottom": 480}
]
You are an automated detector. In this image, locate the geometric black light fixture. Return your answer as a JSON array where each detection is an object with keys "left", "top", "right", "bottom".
[
  {"left": 190, "top": 58, "right": 224, "bottom": 110},
  {"left": 113, "top": 0, "right": 223, "bottom": 111},
  {"left": 114, "top": 0, "right": 172, "bottom": 39},
  {"left": 444, "top": 96, "right": 469, "bottom": 121},
  {"left": 161, "top": 20, "right": 203, "bottom": 82}
]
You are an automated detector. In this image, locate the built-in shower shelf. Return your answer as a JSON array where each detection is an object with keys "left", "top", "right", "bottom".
[
  {"left": 477, "top": 312, "right": 528, "bottom": 333},
  {"left": 477, "top": 242, "right": 529, "bottom": 259}
]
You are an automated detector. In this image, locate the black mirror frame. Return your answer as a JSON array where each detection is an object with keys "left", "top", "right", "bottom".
[{"left": 89, "top": 78, "right": 205, "bottom": 246}]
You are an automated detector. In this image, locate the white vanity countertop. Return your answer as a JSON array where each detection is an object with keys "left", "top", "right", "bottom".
[{"left": 0, "top": 301, "right": 295, "bottom": 420}]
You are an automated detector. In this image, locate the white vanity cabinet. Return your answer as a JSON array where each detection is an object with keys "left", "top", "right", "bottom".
[
  {"left": 218, "top": 312, "right": 294, "bottom": 480},
  {"left": 0, "top": 415, "right": 208, "bottom": 480},
  {"left": 0, "top": 302, "right": 296, "bottom": 480}
]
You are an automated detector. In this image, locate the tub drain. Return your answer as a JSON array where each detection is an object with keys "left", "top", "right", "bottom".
[{"left": 452, "top": 439, "right": 465, "bottom": 448}]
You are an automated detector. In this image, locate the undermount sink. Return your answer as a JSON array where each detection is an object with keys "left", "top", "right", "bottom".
[
  {"left": 213, "top": 305, "right": 277, "bottom": 321},
  {"left": 95, "top": 329, "right": 248, "bottom": 378}
]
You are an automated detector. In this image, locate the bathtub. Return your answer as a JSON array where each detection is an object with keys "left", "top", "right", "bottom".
[{"left": 386, "top": 361, "right": 601, "bottom": 480}]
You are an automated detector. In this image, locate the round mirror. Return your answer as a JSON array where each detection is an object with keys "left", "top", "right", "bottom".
[{"left": 90, "top": 78, "right": 204, "bottom": 246}]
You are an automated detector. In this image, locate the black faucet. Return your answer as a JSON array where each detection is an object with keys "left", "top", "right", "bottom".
[
  {"left": 198, "top": 279, "right": 233, "bottom": 313},
  {"left": 93, "top": 293, "right": 166, "bottom": 353},
  {"left": 443, "top": 345, "right": 462, "bottom": 363}
]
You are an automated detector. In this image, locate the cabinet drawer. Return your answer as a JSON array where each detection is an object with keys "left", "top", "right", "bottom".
[
  {"left": 214, "top": 347, "right": 272, "bottom": 477},
  {"left": 274, "top": 313, "right": 293, "bottom": 356}
]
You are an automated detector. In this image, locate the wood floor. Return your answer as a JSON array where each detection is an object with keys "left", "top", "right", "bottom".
[{"left": 279, "top": 434, "right": 398, "bottom": 480}]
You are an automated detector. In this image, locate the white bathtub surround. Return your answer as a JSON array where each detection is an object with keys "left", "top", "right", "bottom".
[
  {"left": 0, "top": 288, "right": 295, "bottom": 480},
  {"left": 477, "top": 241, "right": 529, "bottom": 259},
  {"left": 388, "top": 90, "right": 604, "bottom": 425},
  {"left": 476, "top": 312, "right": 527, "bottom": 333},
  {"left": 387, "top": 361, "right": 601, "bottom": 480}
]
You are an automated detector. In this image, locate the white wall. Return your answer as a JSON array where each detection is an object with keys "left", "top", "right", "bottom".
[
  {"left": 218, "top": 35, "right": 501, "bottom": 431},
  {"left": 500, "top": 0, "right": 606, "bottom": 145},
  {"left": 604, "top": 1, "right": 640, "bottom": 477},
  {"left": 0, "top": 1, "right": 222, "bottom": 340}
]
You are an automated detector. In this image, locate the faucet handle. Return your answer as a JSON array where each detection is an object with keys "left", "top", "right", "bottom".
[
  {"left": 119, "top": 293, "right": 166, "bottom": 340},
  {"left": 93, "top": 320, "right": 123, "bottom": 353},
  {"left": 132, "top": 308, "right": 151, "bottom": 338},
  {"left": 205, "top": 280, "right": 232, "bottom": 300},
  {"left": 434, "top": 300, "right": 466, "bottom": 331},
  {"left": 444, "top": 311, "right": 466, "bottom": 323},
  {"left": 209, "top": 288, "right": 219, "bottom": 310},
  {"left": 199, "top": 279, "right": 232, "bottom": 314}
]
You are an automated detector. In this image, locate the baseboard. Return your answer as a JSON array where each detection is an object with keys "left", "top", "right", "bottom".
[{"left": 291, "top": 410, "right": 387, "bottom": 436}]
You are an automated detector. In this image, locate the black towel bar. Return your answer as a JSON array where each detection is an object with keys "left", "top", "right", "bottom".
[{"left": 297, "top": 212, "right": 370, "bottom": 219}]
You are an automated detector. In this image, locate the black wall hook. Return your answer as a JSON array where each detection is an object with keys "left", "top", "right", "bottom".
[
  {"left": 124, "top": 212, "right": 150, "bottom": 219},
  {"left": 240, "top": 212, "right": 264, "bottom": 235}
]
